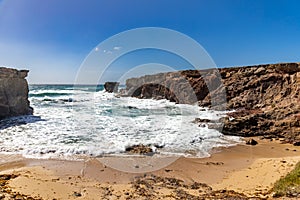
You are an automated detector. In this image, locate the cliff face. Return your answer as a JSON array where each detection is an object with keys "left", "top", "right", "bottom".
[
  {"left": 0, "top": 67, "right": 33, "bottom": 119},
  {"left": 124, "top": 63, "right": 300, "bottom": 142},
  {"left": 218, "top": 63, "right": 299, "bottom": 142}
]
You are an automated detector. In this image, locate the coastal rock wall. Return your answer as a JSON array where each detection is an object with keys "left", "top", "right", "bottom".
[
  {"left": 219, "top": 63, "right": 299, "bottom": 141},
  {"left": 124, "top": 63, "right": 300, "bottom": 142},
  {"left": 0, "top": 67, "right": 32, "bottom": 119},
  {"left": 125, "top": 71, "right": 212, "bottom": 104}
]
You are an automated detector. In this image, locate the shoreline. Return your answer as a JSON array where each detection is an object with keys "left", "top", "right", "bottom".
[{"left": 0, "top": 137, "right": 299, "bottom": 199}]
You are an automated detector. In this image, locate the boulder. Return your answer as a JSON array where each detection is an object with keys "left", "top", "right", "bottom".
[
  {"left": 0, "top": 67, "right": 32, "bottom": 119},
  {"left": 193, "top": 118, "right": 212, "bottom": 123},
  {"left": 246, "top": 139, "right": 258, "bottom": 145},
  {"left": 125, "top": 144, "right": 153, "bottom": 155},
  {"left": 293, "top": 141, "right": 300, "bottom": 146},
  {"left": 104, "top": 82, "right": 119, "bottom": 93}
]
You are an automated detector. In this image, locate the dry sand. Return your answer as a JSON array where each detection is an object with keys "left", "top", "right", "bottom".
[{"left": 0, "top": 138, "right": 299, "bottom": 199}]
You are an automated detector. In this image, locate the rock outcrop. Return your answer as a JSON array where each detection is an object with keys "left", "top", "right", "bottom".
[
  {"left": 220, "top": 63, "right": 299, "bottom": 142},
  {"left": 0, "top": 67, "right": 33, "bottom": 119},
  {"left": 125, "top": 144, "right": 153, "bottom": 155},
  {"left": 104, "top": 82, "right": 119, "bottom": 93},
  {"left": 123, "top": 63, "right": 300, "bottom": 142}
]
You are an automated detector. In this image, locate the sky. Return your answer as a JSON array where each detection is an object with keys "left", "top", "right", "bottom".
[{"left": 0, "top": 0, "right": 299, "bottom": 84}]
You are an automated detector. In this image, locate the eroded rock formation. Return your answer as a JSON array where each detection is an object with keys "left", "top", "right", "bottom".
[
  {"left": 104, "top": 82, "right": 119, "bottom": 93},
  {"left": 220, "top": 63, "right": 299, "bottom": 142},
  {"left": 0, "top": 67, "right": 33, "bottom": 119},
  {"left": 123, "top": 63, "right": 300, "bottom": 142}
]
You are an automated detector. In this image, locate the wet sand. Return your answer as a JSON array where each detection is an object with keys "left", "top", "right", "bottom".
[{"left": 0, "top": 138, "right": 300, "bottom": 199}]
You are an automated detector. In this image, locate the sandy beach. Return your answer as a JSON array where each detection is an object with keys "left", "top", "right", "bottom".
[
  {"left": 0, "top": 0, "right": 299, "bottom": 199},
  {"left": 0, "top": 137, "right": 299, "bottom": 199}
]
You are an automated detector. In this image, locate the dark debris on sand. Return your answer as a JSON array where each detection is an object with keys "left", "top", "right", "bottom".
[
  {"left": 0, "top": 174, "right": 40, "bottom": 200},
  {"left": 126, "top": 174, "right": 263, "bottom": 200}
]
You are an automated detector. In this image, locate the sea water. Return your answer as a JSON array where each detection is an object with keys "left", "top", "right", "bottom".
[{"left": 0, "top": 85, "right": 241, "bottom": 159}]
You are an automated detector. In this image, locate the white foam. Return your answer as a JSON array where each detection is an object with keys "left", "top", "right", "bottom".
[{"left": 0, "top": 87, "right": 242, "bottom": 159}]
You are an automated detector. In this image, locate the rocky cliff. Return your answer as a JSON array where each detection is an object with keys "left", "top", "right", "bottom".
[
  {"left": 0, "top": 67, "right": 33, "bottom": 119},
  {"left": 124, "top": 63, "right": 300, "bottom": 143}
]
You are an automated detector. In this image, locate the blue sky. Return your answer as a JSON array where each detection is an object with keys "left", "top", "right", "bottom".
[{"left": 0, "top": 0, "right": 299, "bottom": 84}]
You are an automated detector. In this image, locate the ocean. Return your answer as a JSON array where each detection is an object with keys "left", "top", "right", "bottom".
[{"left": 0, "top": 85, "right": 241, "bottom": 160}]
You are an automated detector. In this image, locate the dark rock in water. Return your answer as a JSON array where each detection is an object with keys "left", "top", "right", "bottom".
[
  {"left": 193, "top": 118, "right": 211, "bottom": 123},
  {"left": 190, "top": 137, "right": 204, "bottom": 144},
  {"left": 193, "top": 118, "right": 222, "bottom": 131},
  {"left": 128, "top": 106, "right": 138, "bottom": 109},
  {"left": 43, "top": 98, "right": 52, "bottom": 102},
  {"left": 246, "top": 139, "right": 258, "bottom": 145},
  {"left": 207, "top": 123, "right": 222, "bottom": 130},
  {"left": 153, "top": 144, "right": 164, "bottom": 149},
  {"left": 199, "top": 124, "right": 206, "bottom": 128},
  {"left": 125, "top": 144, "right": 153, "bottom": 155},
  {"left": 61, "top": 98, "right": 73, "bottom": 102},
  {"left": 0, "top": 67, "right": 33, "bottom": 119},
  {"left": 104, "top": 82, "right": 119, "bottom": 93}
]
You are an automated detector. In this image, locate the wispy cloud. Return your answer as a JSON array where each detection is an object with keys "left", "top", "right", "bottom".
[
  {"left": 100, "top": 46, "right": 122, "bottom": 55},
  {"left": 113, "top": 46, "right": 122, "bottom": 51},
  {"left": 103, "top": 49, "right": 112, "bottom": 54}
]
